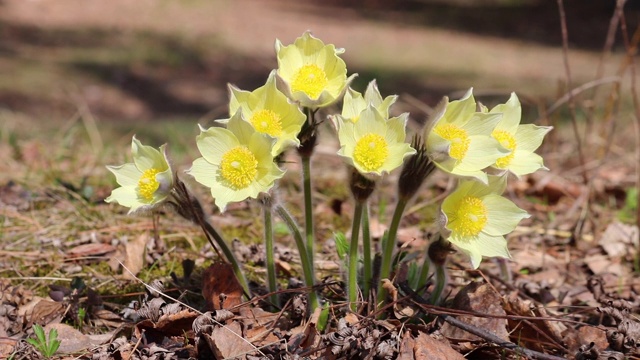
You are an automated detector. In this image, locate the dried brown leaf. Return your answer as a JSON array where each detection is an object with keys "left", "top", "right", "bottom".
[
  {"left": 202, "top": 262, "right": 244, "bottom": 311},
  {"left": 122, "top": 233, "right": 148, "bottom": 279}
]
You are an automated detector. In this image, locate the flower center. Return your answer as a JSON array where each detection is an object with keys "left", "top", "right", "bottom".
[
  {"left": 353, "top": 133, "right": 389, "bottom": 172},
  {"left": 220, "top": 146, "right": 258, "bottom": 189},
  {"left": 138, "top": 168, "right": 161, "bottom": 202},
  {"left": 434, "top": 124, "right": 470, "bottom": 160},
  {"left": 492, "top": 129, "right": 517, "bottom": 168},
  {"left": 250, "top": 109, "right": 283, "bottom": 137},
  {"left": 291, "top": 64, "right": 328, "bottom": 99},
  {"left": 449, "top": 196, "right": 488, "bottom": 237}
]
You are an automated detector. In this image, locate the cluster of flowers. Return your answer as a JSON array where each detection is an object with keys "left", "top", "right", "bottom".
[{"left": 106, "top": 31, "right": 551, "bottom": 276}]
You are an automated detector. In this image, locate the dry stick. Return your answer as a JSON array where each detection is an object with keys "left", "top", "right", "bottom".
[
  {"left": 618, "top": 10, "right": 640, "bottom": 262},
  {"left": 593, "top": 0, "right": 627, "bottom": 139},
  {"left": 397, "top": 283, "right": 567, "bottom": 360},
  {"left": 556, "top": 0, "right": 588, "bottom": 187}
]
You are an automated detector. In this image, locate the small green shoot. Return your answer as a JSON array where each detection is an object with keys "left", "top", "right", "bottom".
[
  {"left": 27, "top": 324, "right": 61, "bottom": 358},
  {"left": 334, "top": 231, "right": 349, "bottom": 261}
]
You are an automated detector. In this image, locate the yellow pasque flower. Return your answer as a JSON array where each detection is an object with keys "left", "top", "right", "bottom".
[
  {"left": 484, "top": 93, "right": 553, "bottom": 176},
  {"left": 228, "top": 70, "right": 306, "bottom": 156},
  {"left": 275, "top": 31, "right": 357, "bottom": 108},
  {"left": 337, "top": 105, "right": 416, "bottom": 177},
  {"left": 105, "top": 136, "right": 174, "bottom": 214},
  {"left": 440, "top": 176, "right": 530, "bottom": 269},
  {"left": 425, "top": 88, "right": 509, "bottom": 183},
  {"left": 187, "top": 112, "right": 285, "bottom": 212},
  {"left": 341, "top": 80, "right": 398, "bottom": 122}
]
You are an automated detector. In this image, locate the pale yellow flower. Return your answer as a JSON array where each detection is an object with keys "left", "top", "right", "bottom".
[
  {"left": 341, "top": 80, "right": 397, "bottom": 122},
  {"left": 105, "top": 136, "right": 174, "bottom": 214},
  {"left": 337, "top": 105, "right": 416, "bottom": 177},
  {"left": 228, "top": 70, "right": 306, "bottom": 156},
  {"left": 187, "top": 112, "right": 285, "bottom": 212},
  {"left": 275, "top": 31, "right": 356, "bottom": 108},
  {"left": 485, "top": 93, "right": 553, "bottom": 176},
  {"left": 440, "top": 176, "right": 529, "bottom": 268},
  {"left": 425, "top": 88, "right": 509, "bottom": 183}
]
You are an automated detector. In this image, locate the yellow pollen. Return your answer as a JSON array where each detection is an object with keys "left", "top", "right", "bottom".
[
  {"left": 492, "top": 129, "right": 516, "bottom": 168},
  {"left": 250, "top": 109, "right": 283, "bottom": 137},
  {"left": 220, "top": 146, "right": 258, "bottom": 189},
  {"left": 434, "top": 124, "right": 470, "bottom": 160},
  {"left": 353, "top": 133, "right": 389, "bottom": 172},
  {"left": 138, "top": 168, "right": 161, "bottom": 202},
  {"left": 449, "top": 196, "right": 488, "bottom": 238},
  {"left": 291, "top": 64, "right": 328, "bottom": 99}
]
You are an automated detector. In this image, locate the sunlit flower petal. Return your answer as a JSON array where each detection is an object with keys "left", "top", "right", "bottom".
[
  {"left": 275, "top": 31, "right": 356, "bottom": 108},
  {"left": 440, "top": 176, "right": 529, "bottom": 268},
  {"left": 337, "top": 106, "right": 415, "bottom": 177},
  {"left": 187, "top": 112, "right": 285, "bottom": 212},
  {"left": 106, "top": 136, "right": 174, "bottom": 214},
  {"left": 425, "top": 88, "right": 509, "bottom": 183},
  {"left": 485, "top": 92, "right": 552, "bottom": 176},
  {"left": 228, "top": 70, "right": 306, "bottom": 155}
]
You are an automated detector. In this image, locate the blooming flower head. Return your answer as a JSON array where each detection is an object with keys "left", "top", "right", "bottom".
[
  {"left": 228, "top": 70, "right": 306, "bottom": 156},
  {"left": 341, "top": 80, "right": 398, "bottom": 122},
  {"left": 337, "top": 105, "right": 416, "bottom": 177},
  {"left": 187, "top": 112, "right": 285, "bottom": 212},
  {"left": 105, "top": 136, "right": 174, "bottom": 214},
  {"left": 439, "top": 176, "right": 530, "bottom": 268},
  {"left": 425, "top": 88, "right": 509, "bottom": 183},
  {"left": 483, "top": 92, "right": 553, "bottom": 177},
  {"left": 275, "top": 31, "right": 357, "bottom": 108}
]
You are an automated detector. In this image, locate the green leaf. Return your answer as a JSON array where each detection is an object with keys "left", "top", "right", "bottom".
[{"left": 334, "top": 231, "right": 348, "bottom": 260}]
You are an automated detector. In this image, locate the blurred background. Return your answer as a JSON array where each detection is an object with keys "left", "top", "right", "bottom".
[{"left": 1, "top": 0, "right": 635, "bottom": 126}]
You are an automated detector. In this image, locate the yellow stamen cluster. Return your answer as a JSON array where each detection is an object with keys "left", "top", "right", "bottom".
[
  {"left": 434, "top": 124, "right": 470, "bottom": 160},
  {"left": 291, "top": 64, "right": 328, "bottom": 99},
  {"left": 492, "top": 129, "right": 516, "bottom": 168},
  {"left": 250, "top": 109, "right": 283, "bottom": 137},
  {"left": 353, "top": 133, "right": 389, "bottom": 172},
  {"left": 449, "top": 196, "right": 488, "bottom": 237},
  {"left": 220, "top": 146, "right": 258, "bottom": 189},
  {"left": 138, "top": 168, "right": 161, "bottom": 202}
]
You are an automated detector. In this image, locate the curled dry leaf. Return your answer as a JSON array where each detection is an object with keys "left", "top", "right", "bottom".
[{"left": 202, "top": 262, "right": 244, "bottom": 311}]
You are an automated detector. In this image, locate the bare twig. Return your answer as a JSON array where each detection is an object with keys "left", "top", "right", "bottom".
[{"left": 557, "top": 0, "right": 588, "bottom": 186}]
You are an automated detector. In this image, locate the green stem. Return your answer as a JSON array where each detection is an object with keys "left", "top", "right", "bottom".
[
  {"left": 377, "top": 196, "right": 409, "bottom": 306},
  {"left": 348, "top": 201, "right": 365, "bottom": 312},
  {"left": 200, "top": 219, "right": 251, "bottom": 298},
  {"left": 301, "top": 154, "right": 315, "bottom": 274},
  {"left": 429, "top": 263, "right": 447, "bottom": 305},
  {"left": 415, "top": 254, "right": 431, "bottom": 292},
  {"left": 263, "top": 201, "right": 278, "bottom": 308},
  {"left": 361, "top": 202, "right": 372, "bottom": 301},
  {"left": 275, "top": 204, "right": 319, "bottom": 311}
]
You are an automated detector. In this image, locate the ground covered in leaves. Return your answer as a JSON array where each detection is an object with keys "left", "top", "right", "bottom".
[{"left": 2, "top": 0, "right": 640, "bottom": 359}]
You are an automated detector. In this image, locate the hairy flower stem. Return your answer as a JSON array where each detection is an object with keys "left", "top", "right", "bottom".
[
  {"left": 348, "top": 201, "right": 365, "bottom": 312},
  {"left": 275, "top": 204, "right": 319, "bottom": 311},
  {"left": 376, "top": 195, "right": 409, "bottom": 306},
  {"left": 301, "top": 155, "right": 314, "bottom": 272},
  {"left": 361, "top": 203, "right": 372, "bottom": 300},
  {"left": 261, "top": 195, "right": 279, "bottom": 308},
  {"left": 429, "top": 263, "right": 447, "bottom": 305},
  {"left": 200, "top": 217, "right": 251, "bottom": 298},
  {"left": 415, "top": 254, "right": 431, "bottom": 292},
  {"left": 171, "top": 179, "right": 250, "bottom": 298}
]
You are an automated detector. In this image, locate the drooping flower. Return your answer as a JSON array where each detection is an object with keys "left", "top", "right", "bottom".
[
  {"left": 105, "top": 136, "right": 174, "bottom": 214},
  {"left": 484, "top": 92, "right": 553, "bottom": 176},
  {"left": 439, "top": 176, "right": 530, "bottom": 269},
  {"left": 341, "top": 80, "right": 397, "bottom": 122},
  {"left": 187, "top": 112, "right": 285, "bottom": 212},
  {"left": 337, "top": 105, "right": 416, "bottom": 177},
  {"left": 228, "top": 70, "right": 306, "bottom": 156},
  {"left": 425, "top": 88, "right": 509, "bottom": 183},
  {"left": 275, "top": 31, "right": 357, "bottom": 108}
]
